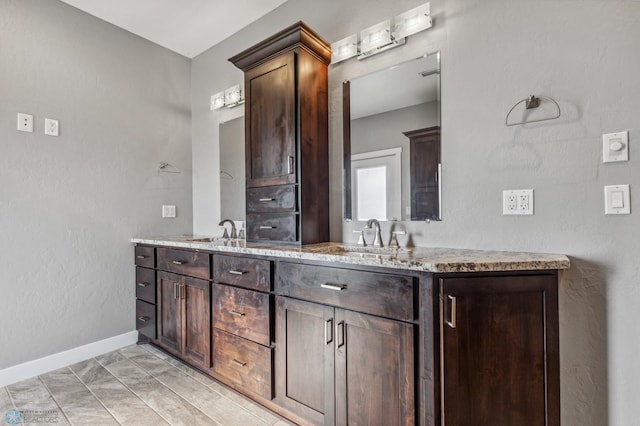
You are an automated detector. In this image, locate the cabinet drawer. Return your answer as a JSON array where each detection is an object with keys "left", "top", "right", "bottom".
[
  {"left": 211, "top": 329, "right": 273, "bottom": 400},
  {"left": 157, "top": 247, "right": 211, "bottom": 280},
  {"left": 246, "top": 213, "right": 297, "bottom": 242},
  {"left": 136, "top": 300, "right": 156, "bottom": 339},
  {"left": 276, "top": 262, "right": 415, "bottom": 322},
  {"left": 135, "top": 267, "right": 156, "bottom": 303},
  {"left": 135, "top": 245, "right": 155, "bottom": 268},
  {"left": 213, "top": 254, "right": 272, "bottom": 292},
  {"left": 247, "top": 185, "right": 296, "bottom": 213},
  {"left": 212, "top": 284, "right": 271, "bottom": 346}
]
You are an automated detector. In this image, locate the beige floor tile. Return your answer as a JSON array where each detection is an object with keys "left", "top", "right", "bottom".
[{"left": 6, "top": 377, "right": 70, "bottom": 425}]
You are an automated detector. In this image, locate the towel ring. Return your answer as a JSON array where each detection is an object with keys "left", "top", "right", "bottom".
[{"left": 505, "top": 95, "right": 561, "bottom": 127}]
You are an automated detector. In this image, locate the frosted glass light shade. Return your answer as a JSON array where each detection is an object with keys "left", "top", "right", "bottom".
[
  {"left": 360, "top": 20, "right": 392, "bottom": 54},
  {"left": 211, "top": 91, "right": 225, "bottom": 110},
  {"left": 394, "top": 3, "right": 432, "bottom": 39},
  {"left": 331, "top": 34, "right": 358, "bottom": 64}
]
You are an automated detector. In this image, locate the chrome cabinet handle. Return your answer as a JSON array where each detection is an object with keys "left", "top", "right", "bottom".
[
  {"left": 136, "top": 255, "right": 146, "bottom": 259},
  {"left": 172, "top": 260, "right": 184, "bottom": 265},
  {"left": 180, "top": 284, "right": 185, "bottom": 300},
  {"left": 174, "top": 283, "right": 178, "bottom": 299},
  {"left": 445, "top": 295, "right": 457, "bottom": 329},
  {"left": 137, "top": 316, "right": 149, "bottom": 323},
  {"left": 337, "top": 321, "right": 345, "bottom": 348},
  {"left": 137, "top": 282, "right": 149, "bottom": 287},
  {"left": 259, "top": 198, "right": 275, "bottom": 202},
  {"left": 259, "top": 226, "right": 275, "bottom": 230},
  {"left": 228, "top": 270, "right": 246, "bottom": 275},
  {"left": 287, "top": 156, "right": 294, "bottom": 174},
  {"left": 229, "top": 310, "right": 245, "bottom": 317},
  {"left": 230, "top": 358, "right": 247, "bottom": 367},
  {"left": 321, "top": 283, "right": 345, "bottom": 291},
  {"left": 325, "top": 319, "right": 333, "bottom": 344}
]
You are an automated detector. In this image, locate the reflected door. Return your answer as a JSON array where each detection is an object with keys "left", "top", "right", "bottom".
[{"left": 351, "top": 148, "right": 402, "bottom": 221}]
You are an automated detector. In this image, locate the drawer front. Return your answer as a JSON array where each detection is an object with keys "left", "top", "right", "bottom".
[
  {"left": 213, "top": 254, "right": 272, "bottom": 292},
  {"left": 136, "top": 299, "right": 156, "bottom": 339},
  {"left": 212, "top": 284, "right": 271, "bottom": 346},
  {"left": 246, "top": 213, "right": 297, "bottom": 242},
  {"left": 157, "top": 247, "right": 211, "bottom": 280},
  {"left": 211, "top": 329, "right": 273, "bottom": 400},
  {"left": 135, "top": 267, "right": 156, "bottom": 303},
  {"left": 247, "top": 185, "right": 296, "bottom": 213},
  {"left": 135, "top": 245, "right": 155, "bottom": 268},
  {"left": 276, "top": 262, "right": 415, "bottom": 322}
]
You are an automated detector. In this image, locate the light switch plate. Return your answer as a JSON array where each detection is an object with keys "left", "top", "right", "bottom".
[
  {"left": 604, "top": 185, "right": 630, "bottom": 214},
  {"left": 603, "top": 131, "right": 629, "bottom": 163},
  {"left": 162, "top": 205, "right": 176, "bottom": 218}
]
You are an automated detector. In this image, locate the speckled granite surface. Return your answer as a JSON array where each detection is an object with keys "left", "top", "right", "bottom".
[{"left": 131, "top": 236, "right": 570, "bottom": 273}]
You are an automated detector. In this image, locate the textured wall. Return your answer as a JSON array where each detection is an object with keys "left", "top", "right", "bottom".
[
  {"left": 192, "top": 0, "right": 640, "bottom": 424},
  {"left": 0, "top": 0, "right": 192, "bottom": 369}
]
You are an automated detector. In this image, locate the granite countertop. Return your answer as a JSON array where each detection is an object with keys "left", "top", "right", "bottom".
[{"left": 131, "top": 236, "right": 570, "bottom": 273}]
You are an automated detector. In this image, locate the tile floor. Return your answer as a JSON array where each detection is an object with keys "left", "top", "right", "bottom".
[{"left": 0, "top": 344, "right": 293, "bottom": 425}]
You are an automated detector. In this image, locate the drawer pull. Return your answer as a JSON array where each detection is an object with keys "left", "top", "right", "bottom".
[
  {"left": 172, "top": 260, "right": 185, "bottom": 265},
  {"left": 230, "top": 358, "right": 247, "bottom": 367},
  {"left": 137, "top": 282, "right": 150, "bottom": 287},
  {"left": 137, "top": 316, "right": 149, "bottom": 323},
  {"left": 259, "top": 198, "right": 275, "bottom": 202},
  {"left": 321, "top": 283, "right": 345, "bottom": 291},
  {"left": 287, "top": 155, "right": 294, "bottom": 174},
  {"left": 259, "top": 226, "right": 276, "bottom": 230},
  {"left": 229, "top": 310, "right": 246, "bottom": 317},
  {"left": 228, "top": 270, "right": 246, "bottom": 276},
  {"left": 136, "top": 255, "right": 146, "bottom": 259}
]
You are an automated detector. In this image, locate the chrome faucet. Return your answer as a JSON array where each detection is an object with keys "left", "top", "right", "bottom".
[
  {"left": 218, "top": 219, "right": 237, "bottom": 239},
  {"left": 366, "top": 218, "right": 383, "bottom": 247}
]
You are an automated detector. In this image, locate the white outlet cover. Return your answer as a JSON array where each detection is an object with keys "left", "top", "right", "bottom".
[
  {"left": 45, "top": 118, "right": 59, "bottom": 136},
  {"left": 162, "top": 205, "right": 176, "bottom": 218},
  {"left": 503, "top": 189, "right": 534, "bottom": 215},
  {"left": 17, "top": 113, "right": 34, "bottom": 133}
]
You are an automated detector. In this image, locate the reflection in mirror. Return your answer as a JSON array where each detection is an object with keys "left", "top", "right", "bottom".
[
  {"left": 343, "top": 51, "right": 441, "bottom": 221},
  {"left": 219, "top": 116, "right": 245, "bottom": 222}
]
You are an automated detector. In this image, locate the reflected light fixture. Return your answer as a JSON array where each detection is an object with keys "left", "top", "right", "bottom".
[
  {"left": 210, "top": 84, "right": 244, "bottom": 110},
  {"left": 330, "top": 2, "right": 432, "bottom": 64}
]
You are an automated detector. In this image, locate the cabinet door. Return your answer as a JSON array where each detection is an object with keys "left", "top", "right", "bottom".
[
  {"left": 406, "top": 126, "right": 440, "bottom": 221},
  {"left": 440, "top": 275, "right": 559, "bottom": 426},
  {"left": 156, "top": 271, "right": 181, "bottom": 354},
  {"left": 276, "top": 297, "right": 335, "bottom": 425},
  {"left": 246, "top": 52, "right": 296, "bottom": 187},
  {"left": 181, "top": 276, "right": 211, "bottom": 369},
  {"left": 335, "top": 309, "right": 415, "bottom": 426}
]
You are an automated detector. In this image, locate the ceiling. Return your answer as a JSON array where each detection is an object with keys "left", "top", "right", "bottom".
[{"left": 59, "top": 0, "right": 289, "bottom": 58}]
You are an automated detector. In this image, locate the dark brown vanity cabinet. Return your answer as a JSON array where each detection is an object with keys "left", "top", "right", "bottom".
[
  {"left": 275, "top": 262, "right": 416, "bottom": 425},
  {"left": 155, "top": 249, "right": 211, "bottom": 371},
  {"left": 404, "top": 126, "right": 441, "bottom": 221},
  {"left": 134, "top": 246, "right": 156, "bottom": 341},
  {"left": 439, "top": 274, "right": 560, "bottom": 426},
  {"left": 230, "top": 22, "right": 331, "bottom": 245},
  {"left": 210, "top": 254, "right": 275, "bottom": 400}
]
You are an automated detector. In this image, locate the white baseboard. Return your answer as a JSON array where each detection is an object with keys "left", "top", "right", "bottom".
[{"left": 0, "top": 331, "right": 138, "bottom": 388}]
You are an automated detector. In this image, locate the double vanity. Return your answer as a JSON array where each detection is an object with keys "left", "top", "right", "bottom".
[
  {"left": 132, "top": 237, "right": 569, "bottom": 426},
  {"left": 132, "top": 21, "right": 570, "bottom": 426}
]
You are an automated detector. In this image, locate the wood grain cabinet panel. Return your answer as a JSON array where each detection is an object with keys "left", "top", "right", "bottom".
[
  {"left": 246, "top": 185, "right": 297, "bottom": 212},
  {"left": 439, "top": 274, "right": 559, "bottom": 426},
  {"left": 212, "top": 284, "right": 271, "bottom": 346},
  {"left": 157, "top": 247, "right": 210, "bottom": 280},
  {"left": 135, "top": 267, "right": 155, "bottom": 304},
  {"left": 213, "top": 254, "right": 272, "bottom": 292},
  {"left": 211, "top": 329, "right": 273, "bottom": 400},
  {"left": 134, "top": 245, "right": 155, "bottom": 268},
  {"left": 135, "top": 300, "right": 156, "bottom": 340}
]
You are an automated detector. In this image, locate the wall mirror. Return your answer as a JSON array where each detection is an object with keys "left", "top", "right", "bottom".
[
  {"left": 219, "top": 116, "right": 245, "bottom": 222},
  {"left": 343, "top": 51, "right": 441, "bottom": 221}
]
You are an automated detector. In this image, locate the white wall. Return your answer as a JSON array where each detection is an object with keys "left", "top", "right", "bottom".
[
  {"left": 0, "top": 0, "right": 193, "bottom": 369},
  {"left": 192, "top": 0, "right": 640, "bottom": 424}
]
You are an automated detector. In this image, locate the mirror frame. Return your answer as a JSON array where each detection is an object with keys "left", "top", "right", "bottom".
[{"left": 342, "top": 51, "right": 441, "bottom": 222}]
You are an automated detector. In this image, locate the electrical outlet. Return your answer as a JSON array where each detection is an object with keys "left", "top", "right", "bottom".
[
  {"left": 503, "top": 189, "right": 534, "bottom": 215},
  {"left": 44, "top": 118, "right": 59, "bottom": 136}
]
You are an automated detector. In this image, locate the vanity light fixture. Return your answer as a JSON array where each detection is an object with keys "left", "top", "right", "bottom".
[
  {"left": 330, "top": 2, "right": 432, "bottom": 64},
  {"left": 210, "top": 84, "right": 245, "bottom": 110}
]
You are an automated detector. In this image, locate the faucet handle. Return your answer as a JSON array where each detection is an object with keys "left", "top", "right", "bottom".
[
  {"left": 389, "top": 231, "right": 407, "bottom": 249},
  {"left": 352, "top": 230, "right": 367, "bottom": 246}
]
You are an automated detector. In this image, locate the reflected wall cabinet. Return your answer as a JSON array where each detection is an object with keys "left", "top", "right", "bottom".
[{"left": 230, "top": 21, "right": 330, "bottom": 245}]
